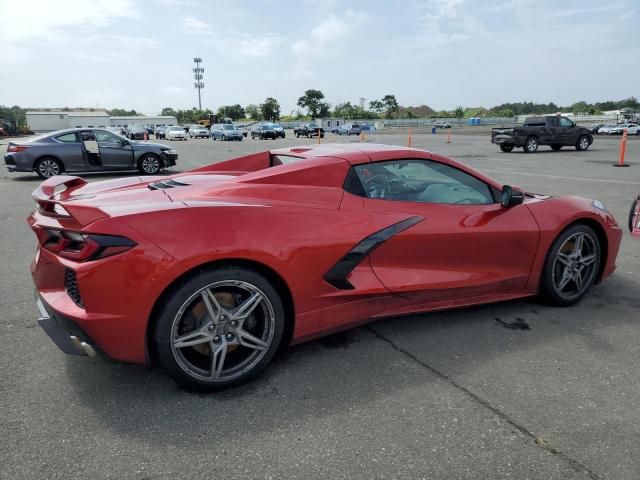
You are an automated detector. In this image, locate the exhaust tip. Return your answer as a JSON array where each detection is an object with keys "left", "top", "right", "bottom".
[
  {"left": 70, "top": 335, "right": 97, "bottom": 357},
  {"left": 80, "top": 341, "right": 96, "bottom": 358},
  {"left": 69, "top": 335, "right": 83, "bottom": 352}
]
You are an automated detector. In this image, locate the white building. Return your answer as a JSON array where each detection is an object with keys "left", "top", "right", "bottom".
[
  {"left": 109, "top": 116, "right": 177, "bottom": 128},
  {"left": 26, "top": 110, "right": 178, "bottom": 133},
  {"left": 26, "top": 111, "right": 109, "bottom": 132}
]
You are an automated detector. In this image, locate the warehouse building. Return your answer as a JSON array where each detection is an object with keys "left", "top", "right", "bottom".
[{"left": 26, "top": 110, "right": 177, "bottom": 133}]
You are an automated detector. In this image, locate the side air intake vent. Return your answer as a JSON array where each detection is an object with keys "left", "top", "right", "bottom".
[{"left": 148, "top": 179, "right": 190, "bottom": 190}]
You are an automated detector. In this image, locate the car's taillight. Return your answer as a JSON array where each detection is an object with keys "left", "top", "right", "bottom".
[
  {"left": 8, "top": 144, "right": 29, "bottom": 153},
  {"left": 34, "top": 227, "right": 136, "bottom": 261}
]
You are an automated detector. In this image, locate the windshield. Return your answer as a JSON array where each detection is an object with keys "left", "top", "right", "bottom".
[{"left": 222, "top": 125, "right": 235, "bottom": 130}]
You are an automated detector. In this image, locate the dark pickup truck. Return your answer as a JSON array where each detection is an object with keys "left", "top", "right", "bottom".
[
  {"left": 294, "top": 123, "right": 325, "bottom": 138},
  {"left": 491, "top": 116, "right": 593, "bottom": 153}
]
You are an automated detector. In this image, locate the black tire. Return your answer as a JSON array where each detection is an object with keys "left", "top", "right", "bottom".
[
  {"left": 575, "top": 135, "right": 590, "bottom": 151},
  {"left": 523, "top": 136, "right": 538, "bottom": 153},
  {"left": 629, "top": 196, "right": 639, "bottom": 232},
  {"left": 295, "top": 133, "right": 299, "bottom": 138},
  {"left": 153, "top": 267, "right": 285, "bottom": 392},
  {"left": 307, "top": 133, "right": 311, "bottom": 138},
  {"left": 138, "top": 154, "right": 162, "bottom": 175},
  {"left": 539, "top": 224, "right": 601, "bottom": 306},
  {"left": 551, "top": 144, "right": 562, "bottom": 151},
  {"left": 35, "top": 157, "right": 63, "bottom": 179},
  {"left": 499, "top": 144, "right": 514, "bottom": 153},
  {"left": 221, "top": 135, "right": 226, "bottom": 141}
]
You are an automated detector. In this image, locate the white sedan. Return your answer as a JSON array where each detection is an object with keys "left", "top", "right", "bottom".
[
  {"left": 166, "top": 126, "right": 187, "bottom": 141},
  {"left": 609, "top": 124, "right": 639, "bottom": 135}
]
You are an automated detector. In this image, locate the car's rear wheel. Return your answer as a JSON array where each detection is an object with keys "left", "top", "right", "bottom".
[
  {"left": 35, "top": 157, "right": 63, "bottom": 179},
  {"left": 539, "top": 224, "right": 600, "bottom": 306},
  {"left": 499, "top": 144, "right": 514, "bottom": 152},
  {"left": 138, "top": 154, "right": 162, "bottom": 175},
  {"left": 629, "top": 196, "right": 640, "bottom": 232},
  {"left": 523, "top": 136, "right": 538, "bottom": 153},
  {"left": 576, "top": 135, "right": 590, "bottom": 151},
  {"left": 551, "top": 144, "right": 562, "bottom": 151},
  {"left": 153, "top": 267, "right": 285, "bottom": 392}
]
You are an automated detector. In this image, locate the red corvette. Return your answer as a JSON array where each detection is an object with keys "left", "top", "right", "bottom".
[{"left": 29, "top": 144, "right": 622, "bottom": 391}]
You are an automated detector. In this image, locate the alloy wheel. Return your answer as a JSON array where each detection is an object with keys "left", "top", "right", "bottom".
[
  {"left": 551, "top": 231, "right": 598, "bottom": 301},
  {"left": 170, "top": 280, "right": 276, "bottom": 382},
  {"left": 579, "top": 136, "right": 590, "bottom": 150},
  {"left": 141, "top": 156, "right": 160, "bottom": 174},
  {"left": 38, "top": 159, "right": 60, "bottom": 178}
]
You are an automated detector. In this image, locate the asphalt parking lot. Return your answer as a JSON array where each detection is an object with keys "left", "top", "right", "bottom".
[{"left": 1, "top": 131, "right": 639, "bottom": 479}]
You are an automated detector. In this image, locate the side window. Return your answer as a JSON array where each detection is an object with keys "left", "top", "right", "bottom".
[
  {"left": 94, "top": 130, "right": 121, "bottom": 143},
  {"left": 547, "top": 116, "right": 559, "bottom": 127},
  {"left": 559, "top": 117, "right": 573, "bottom": 127},
  {"left": 352, "top": 159, "right": 495, "bottom": 205},
  {"left": 55, "top": 133, "right": 78, "bottom": 143}
]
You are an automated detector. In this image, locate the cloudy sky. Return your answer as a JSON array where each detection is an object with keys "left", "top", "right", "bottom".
[{"left": 0, "top": 0, "right": 637, "bottom": 115}]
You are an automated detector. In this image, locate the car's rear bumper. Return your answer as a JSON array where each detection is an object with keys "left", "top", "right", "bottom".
[
  {"left": 36, "top": 296, "right": 104, "bottom": 359},
  {"left": 4, "top": 153, "right": 32, "bottom": 172}
]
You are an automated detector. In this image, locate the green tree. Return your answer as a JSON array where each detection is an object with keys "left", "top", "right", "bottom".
[
  {"left": 245, "top": 104, "right": 261, "bottom": 120},
  {"left": 297, "top": 89, "right": 329, "bottom": 118},
  {"left": 217, "top": 104, "right": 245, "bottom": 121},
  {"left": 107, "top": 108, "right": 139, "bottom": 116},
  {"left": 368, "top": 100, "right": 384, "bottom": 114},
  {"left": 454, "top": 106, "right": 464, "bottom": 120},
  {"left": 260, "top": 97, "right": 281, "bottom": 121},
  {"left": 161, "top": 107, "right": 177, "bottom": 117},
  {"left": 381, "top": 94, "right": 399, "bottom": 119}
]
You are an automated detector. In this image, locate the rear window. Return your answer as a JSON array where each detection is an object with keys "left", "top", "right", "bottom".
[
  {"left": 56, "top": 133, "right": 78, "bottom": 143},
  {"left": 223, "top": 125, "right": 235, "bottom": 130}
]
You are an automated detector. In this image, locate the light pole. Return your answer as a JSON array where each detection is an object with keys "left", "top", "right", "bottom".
[{"left": 193, "top": 57, "right": 204, "bottom": 111}]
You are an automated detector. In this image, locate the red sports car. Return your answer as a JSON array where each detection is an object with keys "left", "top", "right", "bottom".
[{"left": 29, "top": 144, "right": 622, "bottom": 391}]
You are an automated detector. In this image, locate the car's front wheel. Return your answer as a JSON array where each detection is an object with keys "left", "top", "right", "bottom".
[
  {"left": 153, "top": 267, "right": 285, "bottom": 392},
  {"left": 575, "top": 135, "right": 590, "bottom": 151},
  {"left": 539, "top": 224, "right": 600, "bottom": 306},
  {"left": 35, "top": 157, "right": 63, "bottom": 179},
  {"left": 138, "top": 154, "right": 162, "bottom": 175},
  {"left": 499, "top": 144, "right": 514, "bottom": 152},
  {"left": 523, "top": 136, "right": 538, "bottom": 153}
]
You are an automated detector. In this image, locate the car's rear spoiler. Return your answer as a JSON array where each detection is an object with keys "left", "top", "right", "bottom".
[{"left": 32, "top": 176, "right": 109, "bottom": 226}]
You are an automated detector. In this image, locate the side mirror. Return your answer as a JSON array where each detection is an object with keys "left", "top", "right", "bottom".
[{"left": 501, "top": 185, "right": 525, "bottom": 208}]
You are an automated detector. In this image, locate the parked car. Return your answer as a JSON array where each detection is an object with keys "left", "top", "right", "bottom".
[
  {"left": 211, "top": 124, "right": 244, "bottom": 141},
  {"left": 330, "top": 126, "right": 340, "bottom": 134},
  {"left": 266, "top": 123, "right": 285, "bottom": 138},
  {"left": 434, "top": 122, "right": 452, "bottom": 129},
  {"left": 597, "top": 125, "right": 616, "bottom": 135},
  {"left": 608, "top": 124, "right": 639, "bottom": 135},
  {"left": 166, "top": 126, "right": 187, "bottom": 141},
  {"left": 589, "top": 124, "right": 605, "bottom": 134},
  {"left": 338, "top": 123, "right": 362, "bottom": 135},
  {"left": 189, "top": 125, "right": 210, "bottom": 139},
  {"left": 293, "top": 123, "right": 325, "bottom": 138},
  {"left": 127, "top": 125, "right": 147, "bottom": 140},
  {"left": 251, "top": 124, "right": 277, "bottom": 140},
  {"left": 4, "top": 128, "right": 177, "bottom": 178},
  {"left": 29, "top": 143, "right": 622, "bottom": 391},
  {"left": 155, "top": 126, "right": 167, "bottom": 139},
  {"left": 491, "top": 115, "right": 593, "bottom": 153}
]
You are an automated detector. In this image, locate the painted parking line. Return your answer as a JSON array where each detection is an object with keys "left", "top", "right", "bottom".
[{"left": 481, "top": 169, "right": 640, "bottom": 186}]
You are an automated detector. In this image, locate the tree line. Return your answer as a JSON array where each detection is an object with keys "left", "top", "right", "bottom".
[{"left": 2, "top": 96, "right": 638, "bottom": 133}]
